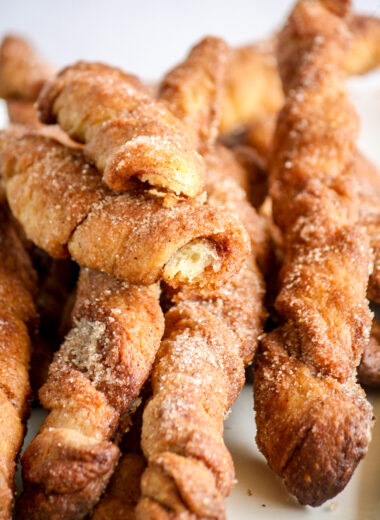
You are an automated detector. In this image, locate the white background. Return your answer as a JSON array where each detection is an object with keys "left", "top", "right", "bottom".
[{"left": 0, "top": 0, "right": 380, "bottom": 81}]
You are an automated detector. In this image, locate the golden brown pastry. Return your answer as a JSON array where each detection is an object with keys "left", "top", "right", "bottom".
[
  {"left": 137, "top": 302, "right": 243, "bottom": 520},
  {"left": 92, "top": 453, "right": 145, "bottom": 520},
  {"left": 136, "top": 145, "right": 266, "bottom": 519},
  {"left": 0, "top": 205, "right": 37, "bottom": 519},
  {"left": 221, "top": 37, "right": 282, "bottom": 135},
  {"left": 254, "top": 0, "right": 374, "bottom": 507},
  {"left": 91, "top": 398, "right": 147, "bottom": 520},
  {"left": 344, "top": 13, "right": 380, "bottom": 75},
  {"left": 18, "top": 269, "right": 164, "bottom": 520},
  {"left": 6, "top": 99, "right": 39, "bottom": 127},
  {"left": 136, "top": 37, "right": 267, "bottom": 517},
  {"left": 159, "top": 36, "right": 230, "bottom": 150},
  {"left": 220, "top": 12, "right": 380, "bottom": 134},
  {"left": 0, "top": 132, "right": 249, "bottom": 291},
  {"left": 0, "top": 35, "right": 53, "bottom": 101},
  {"left": 37, "top": 61, "right": 205, "bottom": 197}
]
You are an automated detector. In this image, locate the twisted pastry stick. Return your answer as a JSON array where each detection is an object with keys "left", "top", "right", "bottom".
[
  {"left": 0, "top": 132, "right": 249, "bottom": 290},
  {"left": 37, "top": 61, "right": 205, "bottom": 196},
  {"left": 137, "top": 40, "right": 267, "bottom": 517},
  {"left": 91, "top": 397, "right": 147, "bottom": 520},
  {"left": 0, "top": 205, "right": 37, "bottom": 519},
  {"left": 137, "top": 302, "right": 243, "bottom": 520},
  {"left": 18, "top": 268, "right": 164, "bottom": 520},
  {"left": 92, "top": 42, "right": 236, "bottom": 516},
  {"left": 254, "top": 0, "right": 374, "bottom": 506},
  {"left": 220, "top": 12, "right": 380, "bottom": 133},
  {"left": 0, "top": 35, "right": 53, "bottom": 101},
  {"left": 230, "top": 126, "right": 380, "bottom": 304},
  {"left": 136, "top": 147, "right": 266, "bottom": 519},
  {"left": 159, "top": 36, "right": 230, "bottom": 150}
]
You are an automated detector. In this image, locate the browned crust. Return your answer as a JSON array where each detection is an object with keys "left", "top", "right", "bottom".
[
  {"left": 254, "top": 329, "right": 374, "bottom": 507},
  {"left": 91, "top": 403, "right": 146, "bottom": 520},
  {"left": 253, "top": 0, "right": 373, "bottom": 507},
  {"left": 0, "top": 132, "right": 249, "bottom": 291},
  {"left": 137, "top": 302, "right": 242, "bottom": 519},
  {"left": 37, "top": 61, "right": 205, "bottom": 197},
  {"left": 137, "top": 143, "right": 267, "bottom": 518},
  {"left": 159, "top": 36, "right": 230, "bottom": 150},
  {"left": 0, "top": 206, "right": 37, "bottom": 519},
  {"left": 91, "top": 452, "right": 146, "bottom": 520},
  {"left": 18, "top": 270, "right": 164, "bottom": 520}
]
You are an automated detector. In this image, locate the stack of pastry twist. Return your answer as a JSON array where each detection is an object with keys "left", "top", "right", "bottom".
[{"left": 0, "top": 0, "right": 379, "bottom": 518}]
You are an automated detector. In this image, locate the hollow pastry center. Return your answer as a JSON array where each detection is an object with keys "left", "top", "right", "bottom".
[{"left": 164, "top": 238, "right": 221, "bottom": 284}]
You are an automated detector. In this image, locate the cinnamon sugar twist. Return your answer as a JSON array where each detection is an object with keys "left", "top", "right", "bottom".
[
  {"left": 159, "top": 36, "right": 230, "bottom": 150},
  {"left": 0, "top": 132, "right": 249, "bottom": 291},
  {"left": 254, "top": 0, "right": 374, "bottom": 506},
  {"left": 18, "top": 269, "right": 164, "bottom": 520},
  {"left": 136, "top": 146, "right": 267, "bottom": 519},
  {"left": 37, "top": 61, "right": 205, "bottom": 197}
]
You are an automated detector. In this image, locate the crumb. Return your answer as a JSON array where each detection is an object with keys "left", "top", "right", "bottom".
[
  {"left": 247, "top": 489, "right": 252, "bottom": 496},
  {"left": 325, "top": 501, "right": 338, "bottom": 512}
]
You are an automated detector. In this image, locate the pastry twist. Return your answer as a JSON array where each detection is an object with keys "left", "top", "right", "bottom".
[
  {"left": 254, "top": 0, "right": 374, "bottom": 506},
  {"left": 0, "top": 132, "right": 249, "bottom": 291},
  {"left": 37, "top": 62, "right": 205, "bottom": 196},
  {"left": 19, "top": 269, "right": 164, "bottom": 519}
]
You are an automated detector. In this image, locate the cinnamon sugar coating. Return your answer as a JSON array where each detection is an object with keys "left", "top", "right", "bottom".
[
  {"left": 159, "top": 36, "right": 230, "bottom": 150},
  {"left": 136, "top": 35, "right": 267, "bottom": 515},
  {"left": 254, "top": 0, "right": 374, "bottom": 507},
  {"left": 91, "top": 403, "right": 146, "bottom": 520},
  {"left": 255, "top": 329, "right": 373, "bottom": 506},
  {"left": 137, "top": 143, "right": 267, "bottom": 518},
  {"left": 0, "top": 206, "right": 37, "bottom": 519},
  {"left": 137, "top": 302, "right": 243, "bottom": 520},
  {"left": 18, "top": 269, "right": 164, "bottom": 520},
  {"left": 0, "top": 132, "right": 249, "bottom": 291},
  {"left": 37, "top": 61, "right": 205, "bottom": 197}
]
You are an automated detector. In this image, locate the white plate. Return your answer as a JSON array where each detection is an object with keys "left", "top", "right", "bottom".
[{"left": 1, "top": 73, "right": 379, "bottom": 520}]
